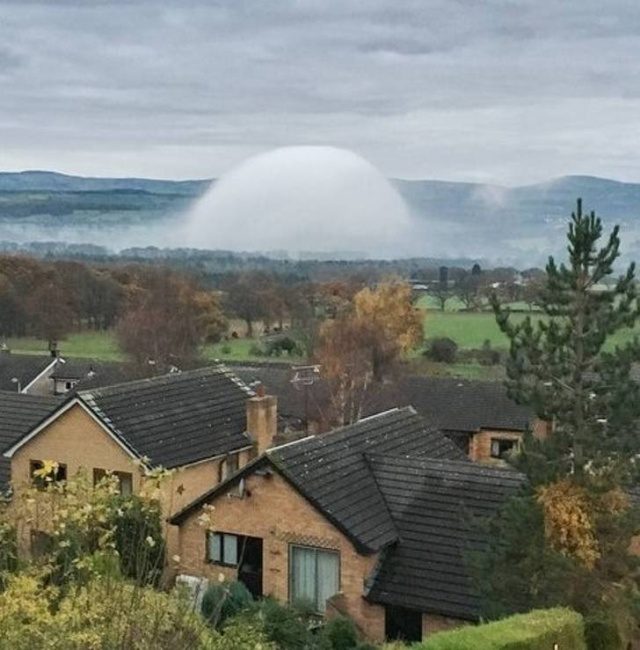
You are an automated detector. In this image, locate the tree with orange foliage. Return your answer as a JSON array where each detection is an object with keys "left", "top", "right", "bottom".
[{"left": 314, "top": 281, "right": 423, "bottom": 425}]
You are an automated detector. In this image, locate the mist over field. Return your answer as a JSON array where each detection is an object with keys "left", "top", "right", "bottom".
[{"left": 2, "top": 162, "right": 640, "bottom": 266}]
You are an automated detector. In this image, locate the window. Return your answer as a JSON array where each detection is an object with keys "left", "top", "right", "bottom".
[
  {"left": 289, "top": 545, "right": 339, "bottom": 612},
  {"left": 207, "top": 532, "right": 242, "bottom": 566},
  {"left": 218, "top": 453, "right": 240, "bottom": 482},
  {"left": 490, "top": 438, "right": 517, "bottom": 459},
  {"left": 93, "top": 468, "right": 133, "bottom": 496},
  {"left": 30, "top": 460, "right": 67, "bottom": 489}
]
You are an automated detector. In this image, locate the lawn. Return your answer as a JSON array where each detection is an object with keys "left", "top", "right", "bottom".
[
  {"left": 6, "top": 331, "right": 124, "bottom": 361},
  {"left": 422, "top": 309, "right": 638, "bottom": 351},
  {"left": 5, "top": 331, "right": 301, "bottom": 364}
]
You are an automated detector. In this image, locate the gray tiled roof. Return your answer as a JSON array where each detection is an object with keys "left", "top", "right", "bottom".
[
  {"left": 0, "top": 390, "right": 60, "bottom": 490},
  {"left": 231, "top": 366, "right": 533, "bottom": 433},
  {"left": 268, "top": 407, "right": 466, "bottom": 552},
  {"left": 366, "top": 454, "right": 524, "bottom": 620},
  {"left": 78, "top": 366, "right": 255, "bottom": 468},
  {"left": 0, "top": 354, "right": 56, "bottom": 392},
  {"left": 171, "top": 407, "right": 466, "bottom": 551}
]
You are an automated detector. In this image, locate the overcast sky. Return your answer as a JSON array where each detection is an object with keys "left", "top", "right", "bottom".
[{"left": 2, "top": 1, "right": 640, "bottom": 184}]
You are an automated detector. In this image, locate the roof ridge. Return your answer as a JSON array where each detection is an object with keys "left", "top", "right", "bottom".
[
  {"left": 367, "top": 451, "right": 524, "bottom": 478},
  {"left": 266, "top": 434, "right": 315, "bottom": 453},
  {"left": 78, "top": 364, "right": 230, "bottom": 397}
]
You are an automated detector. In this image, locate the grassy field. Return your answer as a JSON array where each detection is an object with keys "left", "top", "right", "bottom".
[
  {"left": 5, "top": 331, "right": 301, "bottom": 364},
  {"left": 6, "top": 331, "right": 124, "bottom": 361},
  {"left": 6, "top": 296, "right": 638, "bottom": 381}
]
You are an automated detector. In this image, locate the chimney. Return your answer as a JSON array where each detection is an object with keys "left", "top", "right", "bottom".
[{"left": 246, "top": 389, "right": 277, "bottom": 456}]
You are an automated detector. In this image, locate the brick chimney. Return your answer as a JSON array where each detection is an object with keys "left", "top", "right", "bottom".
[{"left": 246, "top": 386, "right": 277, "bottom": 456}]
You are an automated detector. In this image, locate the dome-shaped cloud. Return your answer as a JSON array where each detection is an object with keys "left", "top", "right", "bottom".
[{"left": 184, "top": 146, "right": 416, "bottom": 258}]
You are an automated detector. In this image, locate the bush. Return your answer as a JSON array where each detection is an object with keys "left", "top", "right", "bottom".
[
  {"left": 419, "top": 608, "right": 586, "bottom": 650},
  {"left": 424, "top": 337, "right": 458, "bottom": 363},
  {"left": 477, "top": 339, "right": 501, "bottom": 366},
  {"left": 584, "top": 616, "right": 623, "bottom": 650},
  {"left": 111, "top": 495, "right": 165, "bottom": 586},
  {"left": 249, "top": 343, "right": 265, "bottom": 357},
  {"left": 250, "top": 597, "right": 314, "bottom": 650},
  {"left": 201, "top": 580, "right": 254, "bottom": 628},
  {"left": 321, "top": 615, "right": 374, "bottom": 649},
  {"left": 215, "top": 617, "right": 275, "bottom": 650},
  {"left": 0, "top": 573, "right": 220, "bottom": 650}
]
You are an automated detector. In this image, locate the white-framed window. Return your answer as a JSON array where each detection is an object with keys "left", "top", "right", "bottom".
[
  {"left": 207, "top": 532, "right": 241, "bottom": 566},
  {"left": 289, "top": 544, "right": 340, "bottom": 612}
]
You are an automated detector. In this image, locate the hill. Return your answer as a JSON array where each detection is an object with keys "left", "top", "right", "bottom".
[{"left": 1, "top": 171, "right": 639, "bottom": 263}]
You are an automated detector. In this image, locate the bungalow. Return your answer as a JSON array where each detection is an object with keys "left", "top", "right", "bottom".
[{"left": 169, "top": 407, "right": 523, "bottom": 644}]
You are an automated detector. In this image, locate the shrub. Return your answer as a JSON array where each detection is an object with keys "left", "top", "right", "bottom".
[
  {"left": 201, "top": 580, "right": 254, "bottom": 628},
  {"left": 220, "top": 344, "right": 232, "bottom": 354},
  {"left": 0, "top": 573, "right": 220, "bottom": 650},
  {"left": 424, "top": 337, "right": 458, "bottom": 363},
  {"left": 251, "top": 597, "right": 314, "bottom": 650},
  {"left": 419, "top": 608, "right": 586, "bottom": 650},
  {"left": 321, "top": 615, "right": 375, "bottom": 649},
  {"left": 249, "top": 343, "right": 265, "bottom": 356},
  {"left": 111, "top": 495, "right": 165, "bottom": 586},
  {"left": 214, "top": 617, "right": 275, "bottom": 650},
  {"left": 584, "top": 616, "right": 623, "bottom": 650},
  {"left": 477, "top": 339, "right": 501, "bottom": 366}
]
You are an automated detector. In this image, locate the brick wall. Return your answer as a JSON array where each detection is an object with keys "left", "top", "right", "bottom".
[
  {"left": 469, "top": 429, "right": 523, "bottom": 463},
  {"left": 173, "top": 470, "right": 387, "bottom": 643}
]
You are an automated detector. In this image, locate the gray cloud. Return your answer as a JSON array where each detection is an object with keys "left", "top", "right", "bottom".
[{"left": 1, "top": 1, "right": 640, "bottom": 183}]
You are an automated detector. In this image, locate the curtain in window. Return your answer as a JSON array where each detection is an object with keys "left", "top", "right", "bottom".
[
  {"left": 223, "top": 534, "right": 238, "bottom": 565},
  {"left": 291, "top": 546, "right": 316, "bottom": 605},
  {"left": 316, "top": 550, "right": 339, "bottom": 612},
  {"left": 208, "top": 532, "right": 221, "bottom": 562}
]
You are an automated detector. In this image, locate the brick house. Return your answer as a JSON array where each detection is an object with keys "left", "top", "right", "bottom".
[
  {"left": 2, "top": 366, "right": 275, "bottom": 527},
  {"left": 169, "top": 407, "right": 523, "bottom": 644}
]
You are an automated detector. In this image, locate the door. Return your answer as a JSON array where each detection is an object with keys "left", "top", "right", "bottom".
[
  {"left": 385, "top": 605, "right": 422, "bottom": 642},
  {"left": 238, "top": 536, "right": 263, "bottom": 599}
]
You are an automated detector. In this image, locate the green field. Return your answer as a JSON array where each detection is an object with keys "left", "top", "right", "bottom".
[
  {"left": 5, "top": 301, "right": 639, "bottom": 380},
  {"left": 6, "top": 331, "right": 124, "bottom": 361},
  {"left": 5, "top": 331, "right": 300, "bottom": 364}
]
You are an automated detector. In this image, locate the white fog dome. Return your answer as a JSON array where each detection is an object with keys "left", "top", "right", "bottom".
[{"left": 185, "top": 146, "right": 414, "bottom": 258}]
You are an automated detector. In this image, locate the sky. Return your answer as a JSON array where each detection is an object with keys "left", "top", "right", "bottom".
[{"left": 2, "top": 1, "right": 640, "bottom": 184}]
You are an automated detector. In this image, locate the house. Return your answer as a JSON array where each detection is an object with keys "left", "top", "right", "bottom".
[
  {"left": 49, "top": 359, "right": 138, "bottom": 395},
  {"left": 0, "top": 350, "right": 61, "bottom": 395},
  {"left": 385, "top": 377, "right": 548, "bottom": 462},
  {"left": 2, "top": 366, "right": 274, "bottom": 521},
  {"left": 169, "top": 407, "right": 523, "bottom": 644},
  {"left": 0, "top": 390, "right": 60, "bottom": 495},
  {"left": 232, "top": 366, "right": 545, "bottom": 463}
]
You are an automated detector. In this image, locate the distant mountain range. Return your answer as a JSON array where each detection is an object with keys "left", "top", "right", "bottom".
[{"left": 1, "top": 171, "right": 639, "bottom": 264}]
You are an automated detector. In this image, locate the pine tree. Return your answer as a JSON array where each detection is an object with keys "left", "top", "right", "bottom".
[
  {"left": 492, "top": 198, "right": 640, "bottom": 485},
  {"left": 476, "top": 200, "right": 640, "bottom": 640}
]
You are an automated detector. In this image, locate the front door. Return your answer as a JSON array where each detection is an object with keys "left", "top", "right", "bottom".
[
  {"left": 385, "top": 605, "right": 422, "bottom": 642},
  {"left": 238, "top": 536, "right": 263, "bottom": 599}
]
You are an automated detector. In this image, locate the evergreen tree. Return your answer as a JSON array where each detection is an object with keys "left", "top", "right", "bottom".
[
  {"left": 475, "top": 200, "right": 640, "bottom": 641},
  {"left": 492, "top": 198, "right": 640, "bottom": 486}
]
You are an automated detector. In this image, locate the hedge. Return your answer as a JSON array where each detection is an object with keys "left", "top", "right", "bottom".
[{"left": 418, "top": 608, "right": 586, "bottom": 650}]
